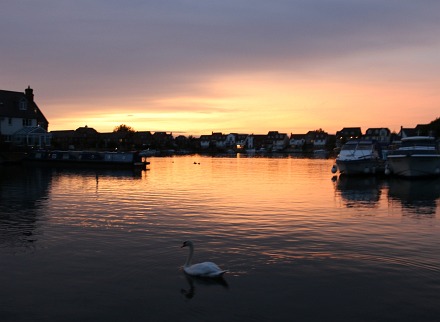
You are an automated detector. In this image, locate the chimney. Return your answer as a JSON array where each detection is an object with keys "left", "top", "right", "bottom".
[{"left": 25, "top": 86, "right": 34, "bottom": 102}]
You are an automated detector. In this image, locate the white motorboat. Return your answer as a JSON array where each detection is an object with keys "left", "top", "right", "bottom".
[
  {"left": 386, "top": 136, "right": 440, "bottom": 177},
  {"left": 332, "top": 140, "right": 384, "bottom": 175}
]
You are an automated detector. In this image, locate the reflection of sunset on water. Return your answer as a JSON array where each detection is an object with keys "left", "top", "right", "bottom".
[
  {"left": 1, "top": 157, "right": 440, "bottom": 320},
  {"left": 42, "top": 157, "right": 440, "bottom": 252}
]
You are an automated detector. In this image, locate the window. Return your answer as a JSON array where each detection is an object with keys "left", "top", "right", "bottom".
[
  {"left": 19, "top": 98, "right": 27, "bottom": 110},
  {"left": 22, "top": 119, "right": 33, "bottom": 126}
]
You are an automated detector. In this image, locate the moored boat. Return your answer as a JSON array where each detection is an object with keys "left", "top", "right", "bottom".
[
  {"left": 25, "top": 150, "right": 149, "bottom": 169},
  {"left": 332, "top": 140, "right": 385, "bottom": 175},
  {"left": 313, "top": 149, "right": 329, "bottom": 158},
  {"left": 139, "top": 149, "right": 158, "bottom": 157},
  {"left": 386, "top": 136, "right": 440, "bottom": 177}
]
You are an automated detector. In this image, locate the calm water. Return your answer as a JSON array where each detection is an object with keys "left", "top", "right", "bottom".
[{"left": 1, "top": 156, "right": 439, "bottom": 321}]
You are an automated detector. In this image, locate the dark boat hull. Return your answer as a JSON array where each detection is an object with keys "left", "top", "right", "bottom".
[{"left": 25, "top": 151, "right": 149, "bottom": 169}]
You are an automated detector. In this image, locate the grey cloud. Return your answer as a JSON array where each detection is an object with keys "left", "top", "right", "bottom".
[{"left": 1, "top": 0, "right": 440, "bottom": 98}]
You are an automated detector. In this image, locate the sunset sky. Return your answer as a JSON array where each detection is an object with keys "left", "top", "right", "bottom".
[{"left": 1, "top": 0, "right": 440, "bottom": 136}]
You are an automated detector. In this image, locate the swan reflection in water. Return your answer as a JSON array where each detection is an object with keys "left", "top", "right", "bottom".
[{"left": 180, "top": 272, "right": 229, "bottom": 299}]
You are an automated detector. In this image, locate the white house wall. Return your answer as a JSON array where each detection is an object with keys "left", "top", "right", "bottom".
[{"left": 0, "top": 117, "right": 36, "bottom": 135}]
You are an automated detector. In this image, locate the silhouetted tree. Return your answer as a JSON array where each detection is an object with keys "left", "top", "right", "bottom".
[
  {"left": 113, "top": 124, "right": 135, "bottom": 150},
  {"left": 113, "top": 124, "right": 135, "bottom": 133},
  {"left": 427, "top": 117, "right": 440, "bottom": 137}
]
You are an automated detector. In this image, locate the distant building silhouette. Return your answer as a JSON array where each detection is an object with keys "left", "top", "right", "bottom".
[{"left": 335, "top": 127, "right": 362, "bottom": 147}]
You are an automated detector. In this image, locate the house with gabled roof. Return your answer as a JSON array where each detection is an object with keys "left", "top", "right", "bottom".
[
  {"left": 152, "top": 131, "right": 174, "bottom": 148},
  {"left": 267, "top": 131, "right": 289, "bottom": 151},
  {"left": 224, "top": 133, "right": 236, "bottom": 147},
  {"left": 313, "top": 131, "right": 329, "bottom": 148},
  {"left": 133, "top": 131, "right": 153, "bottom": 149},
  {"left": 232, "top": 134, "right": 248, "bottom": 150},
  {"left": 401, "top": 123, "right": 438, "bottom": 138},
  {"left": 209, "top": 132, "right": 225, "bottom": 149},
  {"left": 289, "top": 134, "right": 306, "bottom": 150},
  {"left": 245, "top": 134, "right": 266, "bottom": 150},
  {"left": 336, "top": 127, "right": 362, "bottom": 140},
  {"left": 0, "top": 86, "right": 51, "bottom": 147},
  {"left": 364, "top": 128, "right": 391, "bottom": 144},
  {"left": 199, "top": 132, "right": 229, "bottom": 150},
  {"left": 199, "top": 134, "right": 212, "bottom": 149},
  {"left": 304, "top": 130, "right": 329, "bottom": 149},
  {"left": 398, "top": 127, "right": 419, "bottom": 138},
  {"left": 50, "top": 130, "right": 76, "bottom": 149},
  {"left": 335, "top": 127, "right": 362, "bottom": 147}
]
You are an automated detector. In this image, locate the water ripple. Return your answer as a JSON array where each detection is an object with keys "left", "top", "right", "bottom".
[{"left": 1, "top": 157, "right": 440, "bottom": 321}]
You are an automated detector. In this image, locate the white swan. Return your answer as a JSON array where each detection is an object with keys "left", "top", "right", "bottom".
[{"left": 181, "top": 240, "right": 226, "bottom": 277}]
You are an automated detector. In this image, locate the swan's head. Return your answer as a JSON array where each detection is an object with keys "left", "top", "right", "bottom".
[{"left": 181, "top": 240, "right": 193, "bottom": 248}]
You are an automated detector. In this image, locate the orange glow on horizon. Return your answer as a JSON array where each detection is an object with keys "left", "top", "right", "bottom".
[{"left": 45, "top": 73, "right": 440, "bottom": 136}]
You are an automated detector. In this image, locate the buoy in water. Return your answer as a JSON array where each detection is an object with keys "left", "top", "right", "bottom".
[{"left": 331, "top": 164, "right": 338, "bottom": 174}]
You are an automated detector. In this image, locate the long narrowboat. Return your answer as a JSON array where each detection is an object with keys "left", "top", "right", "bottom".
[{"left": 25, "top": 150, "right": 149, "bottom": 169}]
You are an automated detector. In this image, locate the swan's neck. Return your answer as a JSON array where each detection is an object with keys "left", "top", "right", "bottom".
[{"left": 184, "top": 244, "right": 194, "bottom": 267}]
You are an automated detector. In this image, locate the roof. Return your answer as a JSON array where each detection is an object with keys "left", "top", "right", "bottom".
[
  {"left": 290, "top": 133, "right": 305, "bottom": 138},
  {"left": 267, "top": 131, "right": 287, "bottom": 139},
  {"left": 336, "top": 127, "right": 362, "bottom": 137},
  {"left": 13, "top": 126, "right": 49, "bottom": 136},
  {"left": 400, "top": 128, "right": 419, "bottom": 137},
  {"left": 75, "top": 126, "right": 99, "bottom": 136},
  {"left": 153, "top": 131, "right": 172, "bottom": 138},
  {"left": 199, "top": 135, "right": 211, "bottom": 140},
  {"left": 234, "top": 134, "right": 248, "bottom": 140},
  {"left": 365, "top": 128, "right": 391, "bottom": 134}
]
